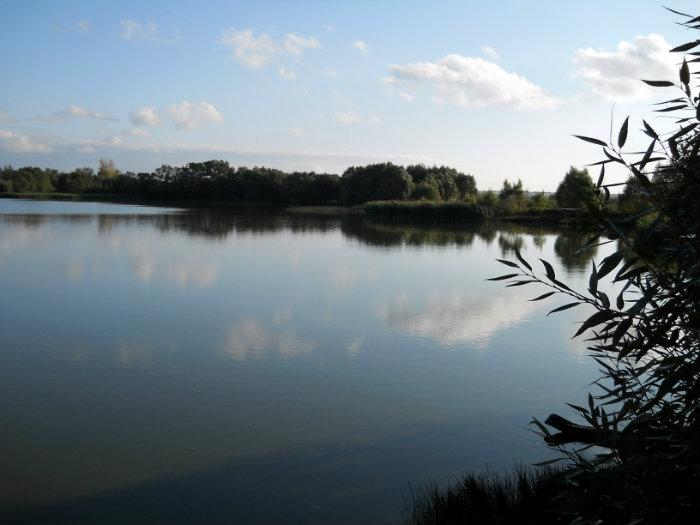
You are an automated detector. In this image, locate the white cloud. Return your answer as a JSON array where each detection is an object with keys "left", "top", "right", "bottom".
[
  {"left": 0, "top": 129, "right": 52, "bottom": 153},
  {"left": 120, "top": 19, "right": 158, "bottom": 41},
  {"left": 119, "top": 19, "right": 179, "bottom": 43},
  {"left": 324, "top": 24, "right": 334, "bottom": 34},
  {"left": 333, "top": 111, "right": 362, "bottom": 125},
  {"left": 398, "top": 91, "right": 415, "bottom": 102},
  {"left": 130, "top": 106, "right": 161, "bottom": 126},
  {"left": 352, "top": 40, "right": 369, "bottom": 54},
  {"left": 278, "top": 67, "right": 297, "bottom": 80},
  {"left": 333, "top": 110, "right": 380, "bottom": 125},
  {"left": 383, "top": 54, "right": 559, "bottom": 110},
  {"left": 220, "top": 28, "right": 276, "bottom": 68},
  {"left": 481, "top": 45, "right": 499, "bottom": 60},
  {"left": 167, "top": 101, "right": 223, "bottom": 129},
  {"left": 50, "top": 105, "right": 117, "bottom": 121},
  {"left": 75, "top": 20, "right": 91, "bottom": 32},
  {"left": 574, "top": 33, "right": 676, "bottom": 103},
  {"left": 123, "top": 127, "right": 150, "bottom": 137},
  {"left": 283, "top": 33, "right": 321, "bottom": 56},
  {"left": 289, "top": 127, "right": 304, "bottom": 137},
  {"left": 322, "top": 69, "right": 339, "bottom": 78}
]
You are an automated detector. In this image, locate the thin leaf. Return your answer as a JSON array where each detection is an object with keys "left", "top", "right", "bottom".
[
  {"left": 514, "top": 248, "right": 532, "bottom": 271},
  {"left": 680, "top": 58, "right": 691, "bottom": 85},
  {"left": 496, "top": 259, "right": 520, "bottom": 269},
  {"left": 655, "top": 104, "right": 688, "bottom": 112},
  {"left": 548, "top": 302, "right": 580, "bottom": 316},
  {"left": 638, "top": 139, "right": 657, "bottom": 171},
  {"left": 641, "top": 80, "right": 675, "bottom": 87},
  {"left": 618, "top": 116, "right": 629, "bottom": 148},
  {"left": 486, "top": 273, "right": 519, "bottom": 281},
  {"left": 664, "top": 6, "right": 692, "bottom": 17},
  {"left": 642, "top": 120, "right": 658, "bottom": 139},
  {"left": 539, "top": 258, "right": 556, "bottom": 281},
  {"left": 530, "top": 291, "right": 556, "bottom": 302},
  {"left": 573, "top": 135, "right": 608, "bottom": 147},
  {"left": 670, "top": 40, "right": 700, "bottom": 52},
  {"left": 574, "top": 310, "right": 618, "bottom": 338}
]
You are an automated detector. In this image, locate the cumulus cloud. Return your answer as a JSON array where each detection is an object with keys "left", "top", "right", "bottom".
[
  {"left": 220, "top": 28, "right": 276, "bottom": 68},
  {"left": 221, "top": 29, "right": 321, "bottom": 68},
  {"left": 352, "top": 40, "right": 369, "bottom": 54},
  {"left": 0, "top": 129, "right": 52, "bottom": 153},
  {"left": 130, "top": 106, "right": 161, "bottom": 126},
  {"left": 573, "top": 33, "right": 677, "bottom": 103},
  {"left": 333, "top": 110, "right": 380, "bottom": 125},
  {"left": 481, "top": 45, "right": 499, "bottom": 60},
  {"left": 383, "top": 54, "right": 559, "bottom": 110},
  {"left": 398, "top": 91, "right": 415, "bottom": 102},
  {"left": 50, "top": 105, "right": 117, "bottom": 121},
  {"left": 167, "top": 101, "right": 223, "bottom": 129},
  {"left": 278, "top": 67, "right": 297, "bottom": 80},
  {"left": 284, "top": 33, "right": 321, "bottom": 56},
  {"left": 289, "top": 127, "right": 304, "bottom": 137}
]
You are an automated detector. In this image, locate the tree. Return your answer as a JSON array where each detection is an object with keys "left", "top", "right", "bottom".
[
  {"left": 554, "top": 166, "right": 597, "bottom": 207},
  {"left": 491, "top": 11, "right": 700, "bottom": 522},
  {"left": 98, "top": 158, "right": 119, "bottom": 179},
  {"left": 411, "top": 180, "right": 441, "bottom": 200},
  {"left": 499, "top": 178, "right": 525, "bottom": 211},
  {"left": 455, "top": 173, "right": 477, "bottom": 199}
]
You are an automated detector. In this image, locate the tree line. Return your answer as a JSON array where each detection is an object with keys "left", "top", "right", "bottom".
[
  {"left": 1, "top": 157, "right": 654, "bottom": 212},
  {"left": 0, "top": 160, "right": 478, "bottom": 206}
]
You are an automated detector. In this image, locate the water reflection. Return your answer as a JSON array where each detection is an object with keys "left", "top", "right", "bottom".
[
  {"left": 222, "top": 319, "right": 316, "bottom": 360},
  {"left": 0, "top": 200, "right": 607, "bottom": 524},
  {"left": 1, "top": 210, "right": 599, "bottom": 276},
  {"left": 377, "top": 289, "right": 541, "bottom": 348}
]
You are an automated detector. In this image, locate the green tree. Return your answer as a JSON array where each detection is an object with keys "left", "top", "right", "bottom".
[{"left": 554, "top": 166, "right": 597, "bottom": 207}]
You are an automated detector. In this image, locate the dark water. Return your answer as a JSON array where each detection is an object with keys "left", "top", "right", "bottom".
[{"left": 0, "top": 199, "right": 605, "bottom": 524}]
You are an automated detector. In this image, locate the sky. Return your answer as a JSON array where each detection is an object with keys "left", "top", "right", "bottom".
[{"left": 0, "top": 0, "right": 696, "bottom": 190}]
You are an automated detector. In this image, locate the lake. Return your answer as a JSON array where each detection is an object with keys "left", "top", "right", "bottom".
[{"left": 0, "top": 199, "right": 605, "bottom": 524}]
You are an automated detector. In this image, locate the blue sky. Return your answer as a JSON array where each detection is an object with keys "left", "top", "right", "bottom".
[{"left": 0, "top": 0, "right": 696, "bottom": 190}]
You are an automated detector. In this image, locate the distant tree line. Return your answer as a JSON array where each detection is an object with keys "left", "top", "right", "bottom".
[
  {"left": 2, "top": 158, "right": 654, "bottom": 213},
  {"left": 0, "top": 160, "right": 482, "bottom": 206}
]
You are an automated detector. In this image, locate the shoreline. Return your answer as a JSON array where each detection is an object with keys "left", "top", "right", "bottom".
[{"left": 0, "top": 193, "right": 614, "bottom": 226}]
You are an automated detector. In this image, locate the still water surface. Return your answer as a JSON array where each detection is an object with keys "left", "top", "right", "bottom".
[{"left": 0, "top": 199, "right": 606, "bottom": 524}]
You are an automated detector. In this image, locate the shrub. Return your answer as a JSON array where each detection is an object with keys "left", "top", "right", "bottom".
[{"left": 490, "top": 10, "right": 700, "bottom": 522}]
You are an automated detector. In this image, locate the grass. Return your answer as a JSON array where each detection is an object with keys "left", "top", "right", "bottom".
[
  {"left": 365, "top": 200, "right": 494, "bottom": 222},
  {"left": 404, "top": 466, "right": 565, "bottom": 525}
]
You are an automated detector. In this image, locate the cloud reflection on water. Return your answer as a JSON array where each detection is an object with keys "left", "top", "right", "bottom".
[
  {"left": 222, "top": 319, "right": 315, "bottom": 360},
  {"left": 376, "top": 288, "right": 542, "bottom": 349}
]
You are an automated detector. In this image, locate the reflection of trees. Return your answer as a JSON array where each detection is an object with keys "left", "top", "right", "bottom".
[
  {"left": 497, "top": 233, "right": 525, "bottom": 257},
  {"left": 553, "top": 230, "right": 599, "bottom": 274},
  {"left": 341, "top": 219, "right": 479, "bottom": 247},
  {"left": 2, "top": 210, "right": 601, "bottom": 260}
]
